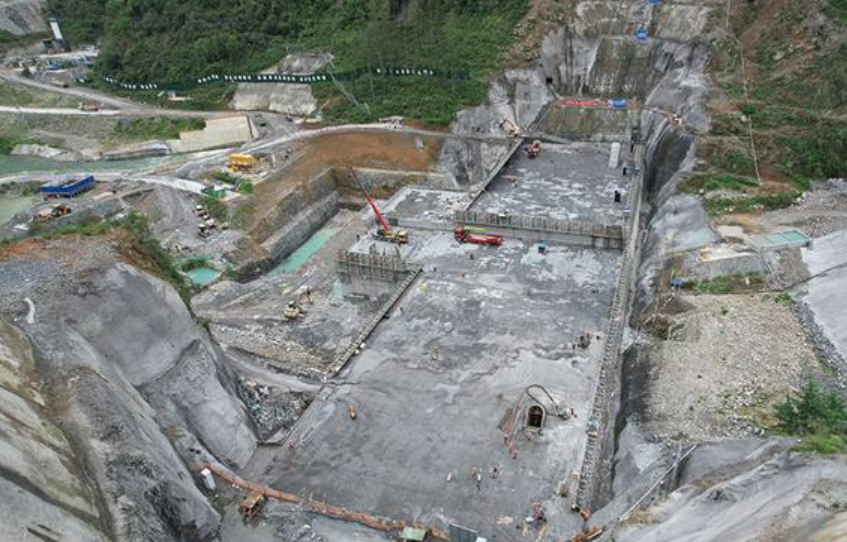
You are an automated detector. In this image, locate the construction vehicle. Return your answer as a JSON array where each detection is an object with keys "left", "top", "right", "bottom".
[
  {"left": 500, "top": 118, "right": 523, "bottom": 137},
  {"left": 239, "top": 491, "right": 266, "bottom": 522},
  {"left": 349, "top": 168, "right": 408, "bottom": 244},
  {"left": 454, "top": 225, "right": 503, "bottom": 246},
  {"left": 35, "top": 204, "right": 71, "bottom": 223},
  {"left": 284, "top": 301, "right": 302, "bottom": 320},
  {"left": 527, "top": 140, "right": 541, "bottom": 158},
  {"left": 226, "top": 153, "right": 257, "bottom": 172},
  {"left": 78, "top": 101, "right": 99, "bottom": 112}
]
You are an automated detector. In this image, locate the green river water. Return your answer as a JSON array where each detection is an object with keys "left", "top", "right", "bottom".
[
  {"left": 185, "top": 266, "right": 222, "bottom": 286},
  {"left": 0, "top": 195, "right": 35, "bottom": 225},
  {"left": 270, "top": 226, "right": 337, "bottom": 277},
  {"left": 0, "top": 154, "right": 172, "bottom": 176}
]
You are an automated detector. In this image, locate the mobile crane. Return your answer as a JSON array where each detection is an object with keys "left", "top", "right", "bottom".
[{"left": 349, "top": 168, "right": 408, "bottom": 244}]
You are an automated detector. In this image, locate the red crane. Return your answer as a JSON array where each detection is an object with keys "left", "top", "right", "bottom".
[{"left": 349, "top": 168, "right": 408, "bottom": 243}]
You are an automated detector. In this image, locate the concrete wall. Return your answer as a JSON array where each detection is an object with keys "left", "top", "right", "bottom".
[
  {"left": 678, "top": 251, "right": 765, "bottom": 281},
  {"left": 541, "top": 105, "right": 635, "bottom": 142},
  {"left": 169, "top": 116, "right": 253, "bottom": 154},
  {"left": 259, "top": 169, "right": 340, "bottom": 262}
]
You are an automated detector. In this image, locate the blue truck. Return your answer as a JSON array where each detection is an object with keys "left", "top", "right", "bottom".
[{"left": 41, "top": 175, "right": 95, "bottom": 199}]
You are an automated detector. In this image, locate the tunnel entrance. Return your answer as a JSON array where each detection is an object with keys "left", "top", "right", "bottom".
[{"left": 527, "top": 405, "right": 546, "bottom": 429}]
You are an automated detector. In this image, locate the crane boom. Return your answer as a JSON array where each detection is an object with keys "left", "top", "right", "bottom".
[{"left": 349, "top": 168, "right": 392, "bottom": 235}]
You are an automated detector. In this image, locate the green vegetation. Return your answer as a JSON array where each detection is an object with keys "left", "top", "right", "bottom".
[
  {"left": 201, "top": 196, "right": 229, "bottom": 222},
  {"left": 236, "top": 181, "right": 254, "bottom": 195},
  {"left": 825, "top": 0, "right": 847, "bottom": 24},
  {"left": 0, "top": 29, "right": 50, "bottom": 55},
  {"left": 112, "top": 117, "right": 206, "bottom": 141},
  {"left": 26, "top": 210, "right": 191, "bottom": 301},
  {"left": 46, "top": 0, "right": 106, "bottom": 44},
  {"left": 705, "top": 1, "right": 847, "bottom": 206},
  {"left": 0, "top": 134, "right": 43, "bottom": 155},
  {"left": 683, "top": 273, "right": 765, "bottom": 295},
  {"left": 0, "top": 135, "right": 20, "bottom": 155},
  {"left": 41, "top": 212, "right": 112, "bottom": 239},
  {"left": 776, "top": 380, "right": 847, "bottom": 454},
  {"left": 681, "top": 172, "right": 758, "bottom": 193},
  {"left": 211, "top": 171, "right": 240, "bottom": 185},
  {"left": 777, "top": 121, "right": 847, "bottom": 182},
  {"left": 705, "top": 192, "right": 798, "bottom": 216},
  {"left": 120, "top": 210, "right": 192, "bottom": 302},
  {"left": 48, "top": 0, "right": 530, "bottom": 122}
]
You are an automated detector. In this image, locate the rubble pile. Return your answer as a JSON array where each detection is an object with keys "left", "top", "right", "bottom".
[{"left": 238, "top": 379, "right": 314, "bottom": 441}]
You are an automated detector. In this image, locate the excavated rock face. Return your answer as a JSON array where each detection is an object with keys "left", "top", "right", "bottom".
[
  {"left": 0, "top": 237, "right": 257, "bottom": 541},
  {"left": 0, "top": 317, "right": 109, "bottom": 542}
]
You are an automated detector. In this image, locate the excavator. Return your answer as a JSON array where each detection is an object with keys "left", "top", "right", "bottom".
[{"left": 349, "top": 168, "right": 408, "bottom": 244}]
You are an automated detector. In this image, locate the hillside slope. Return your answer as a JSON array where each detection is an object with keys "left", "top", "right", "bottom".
[{"left": 47, "top": 0, "right": 530, "bottom": 122}]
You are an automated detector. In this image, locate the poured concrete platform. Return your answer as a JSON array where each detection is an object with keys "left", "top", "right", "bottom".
[
  {"left": 243, "top": 230, "right": 620, "bottom": 540},
  {"left": 474, "top": 141, "right": 631, "bottom": 224}
]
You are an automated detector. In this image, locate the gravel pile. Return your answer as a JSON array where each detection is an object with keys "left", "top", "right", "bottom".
[
  {"left": 762, "top": 181, "right": 847, "bottom": 238},
  {"left": 643, "top": 294, "right": 819, "bottom": 443},
  {"left": 793, "top": 299, "right": 847, "bottom": 391}
]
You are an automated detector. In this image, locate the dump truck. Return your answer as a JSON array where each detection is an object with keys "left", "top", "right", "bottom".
[
  {"left": 454, "top": 225, "right": 503, "bottom": 246},
  {"left": 226, "top": 153, "right": 257, "bottom": 172}
]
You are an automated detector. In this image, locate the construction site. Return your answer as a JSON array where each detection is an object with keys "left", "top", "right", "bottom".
[{"left": 1, "top": 1, "right": 847, "bottom": 542}]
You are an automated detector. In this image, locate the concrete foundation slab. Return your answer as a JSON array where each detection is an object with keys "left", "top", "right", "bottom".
[
  {"left": 473, "top": 141, "right": 631, "bottom": 224},
  {"left": 242, "top": 230, "right": 621, "bottom": 541}
]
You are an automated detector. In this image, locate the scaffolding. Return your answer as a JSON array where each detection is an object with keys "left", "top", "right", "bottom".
[{"left": 337, "top": 245, "right": 409, "bottom": 284}]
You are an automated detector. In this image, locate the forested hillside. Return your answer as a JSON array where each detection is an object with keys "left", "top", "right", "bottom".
[
  {"left": 47, "top": 0, "right": 530, "bottom": 122},
  {"left": 692, "top": 0, "right": 847, "bottom": 208}
]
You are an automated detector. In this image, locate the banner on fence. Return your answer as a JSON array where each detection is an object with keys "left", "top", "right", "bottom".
[{"left": 100, "top": 66, "right": 471, "bottom": 91}]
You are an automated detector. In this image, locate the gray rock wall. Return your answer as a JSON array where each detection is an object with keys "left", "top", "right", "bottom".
[
  {"left": 0, "top": 317, "right": 110, "bottom": 542},
  {"left": 0, "top": 258, "right": 259, "bottom": 541},
  {"left": 0, "top": 0, "right": 47, "bottom": 35}
]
